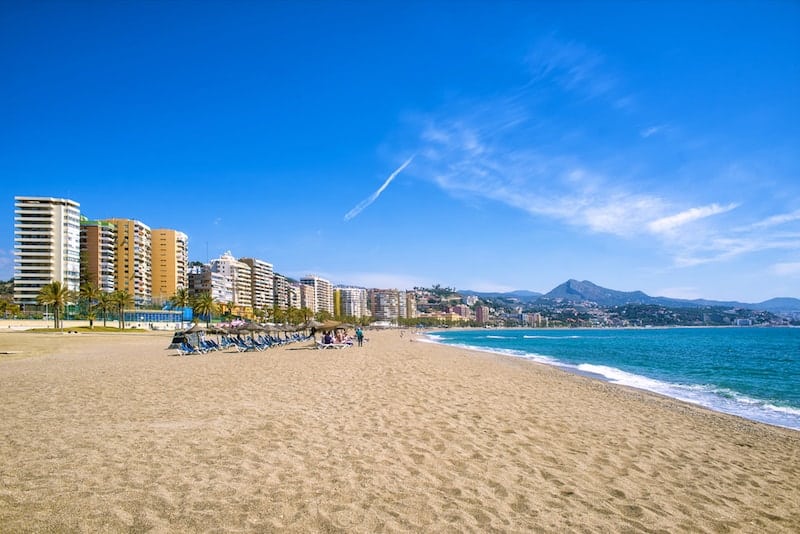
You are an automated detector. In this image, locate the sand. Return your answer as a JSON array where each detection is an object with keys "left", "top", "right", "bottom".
[{"left": 0, "top": 327, "right": 798, "bottom": 533}]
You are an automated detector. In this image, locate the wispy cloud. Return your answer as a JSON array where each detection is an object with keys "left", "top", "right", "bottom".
[
  {"left": 648, "top": 203, "right": 739, "bottom": 235},
  {"left": 744, "top": 209, "right": 800, "bottom": 230},
  {"left": 527, "top": 34, "right": 622, "bottom": 102},
  {"left": 344, "top": 156, "right": 414, "bottom": 221},
  {"left": 398, "top": 34, "right": 799, "bottom": 275},
  {"left": 640, "top": 124, "right": 668, "bottom": 138}
]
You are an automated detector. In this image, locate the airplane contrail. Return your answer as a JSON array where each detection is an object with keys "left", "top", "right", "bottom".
[{"left": 344, "top": 156, "right": 415, "bottom": 221}]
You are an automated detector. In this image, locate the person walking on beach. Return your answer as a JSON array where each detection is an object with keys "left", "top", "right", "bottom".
[{"left": 356, "top": 327, "right": 364, "bottom": 347}]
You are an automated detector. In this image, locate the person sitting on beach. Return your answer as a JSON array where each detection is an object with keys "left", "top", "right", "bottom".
[{"left": 322, "top": 332, "right": 333, "bottom": 345}]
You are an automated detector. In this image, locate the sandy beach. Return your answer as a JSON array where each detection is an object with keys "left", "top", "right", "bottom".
[{"left": 0, "top": 327, "right": 798, "bottom": 533}]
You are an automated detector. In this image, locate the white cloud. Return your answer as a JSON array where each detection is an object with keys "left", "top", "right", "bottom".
[
  {"left": 527, "top": 35, "right": 620, "bottom": 101},
  {"left": 647, "top": 203, "right": 739, "bottom": 235},
  {"left": 745, "top": 209, "right": 800, "bottom": 230},
  {"left": 640, "top": 124, "right": 667, "bottom": 138}
]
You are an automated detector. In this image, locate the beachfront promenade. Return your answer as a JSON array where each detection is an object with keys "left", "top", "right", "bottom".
[{"left": 0, "top": 328, "right": 798, "bottom": 532}]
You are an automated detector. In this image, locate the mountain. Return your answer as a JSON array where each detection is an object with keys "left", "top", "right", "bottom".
[
  {"left": 541, "top": 279, "right": 659, "bottom": 307},
  {"left": 538, "top": 279, "right": 800, "bottom": 312},
  {"left": 748, "top": 297, "right": 800, "bottom": 314}
]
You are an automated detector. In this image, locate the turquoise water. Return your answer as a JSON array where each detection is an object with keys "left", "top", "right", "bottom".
[{"left": 426, "top": 327, "right": 800, "bottom": 431}]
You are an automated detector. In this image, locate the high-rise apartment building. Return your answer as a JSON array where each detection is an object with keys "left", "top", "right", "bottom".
[
  {"left": 188, "top": 264, "right": 229, "bottom": 303},
  {"left": 298, "top": 283, "right": 316, "bottom": 312},
  {"left": 405, "top": 292, "right": 417, "bottom": 319},
  {"left": 14, "top": 196, "right": 81, "bottom": 306},
  {"left": 240, "top": 257, "right": 274, "bottom": 312},
  {"left": 105, "top": 218, "right": 152, "bottom": 306},
  {"left": 300, "top": 275, "right": 334, "bottom": 315},
  {"left": 337, "top": 287, "right": 369, "bottom": 318},
  {"left": 80, "top": 216, "right": 117, "bottom": 293},
  {"left": 210, "top": 251, "right": 252, "bottom": 314},
  {"left": 368, "top": 289, "right": 400, "bottom": 322},
  {"left": 272, "top": 273, "right": 289, "bottom": 310},
  {"left": 151, "top": 229, "right": 189, "bottom": 305}
]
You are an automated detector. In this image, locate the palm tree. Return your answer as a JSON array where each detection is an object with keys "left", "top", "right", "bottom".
[
  {"left": 36, "top": 281, "right": 74, "bottom": 329},
  {"left": 169, "top": 287, "right": 191, "bottom": 328},
  {"left": 96, "top": 292, "right": 113, "bottom": 327},
  {"left": 169, "top": 287, "right": 191, "bottom": 310},
  {"left": 110, "top": 290, "right": 133, "bottom": 329},
  {"left": 191, "top": 292, "right": 217, "bottom": 327},
  {"left": 80, "top": 282, "right": 100, "bottom": 329}
]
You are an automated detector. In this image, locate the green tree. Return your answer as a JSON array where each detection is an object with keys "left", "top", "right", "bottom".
[
  {"left": 314, "top": 310, "right": 333, "bottom": 322},
  {"left": 169, "top": 287, "right": 191, "bottom": 310},
  {"left": 96, "top": 292, "right": 113, "bottom": 327},
  {"left": 169, "top": 288, "right": 191, "bottom": 327},
  {"left": 80, "top": 282, "right": 100, "bottom": 329},
  {"left": 36, "top": 281, "right": 75, "bottom": 329},
  {"left": 191, "top": 292, "right": 217, "bottom": 327},
  {"left": 111, "top": 290, "right": 134, "bottom": 329}
]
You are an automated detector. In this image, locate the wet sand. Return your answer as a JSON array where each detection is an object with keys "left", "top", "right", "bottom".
[{"left": 0, "top": 328, "right": 798, "bottom": 532}]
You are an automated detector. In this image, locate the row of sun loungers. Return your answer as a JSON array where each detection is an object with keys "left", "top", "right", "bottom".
[{"left": 175, "top": 333, "right": 311, "bottom": 356}]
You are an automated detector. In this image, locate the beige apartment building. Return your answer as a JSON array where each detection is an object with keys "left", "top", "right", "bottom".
[
  {"left": 300, "top": 275, "right": 334, "bottom": 315},
  {"left": 151, "top": 229, "right": 189, "bottom": 305},
  {"left": 240, "top": 257, "right": 274, "bottom": 313},
  {"left": 79, "top": 217, "right": 117, "bottom": 293},
  {"left": 105, "top": 218, "right": 152, "bottom": 306}
]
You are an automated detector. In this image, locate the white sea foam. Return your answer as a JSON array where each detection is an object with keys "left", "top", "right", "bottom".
[
  {"left": 424, "top": 333, "right": 800, "bottom": 430},
  {"left": 486, "top": 335, "right": 512, "bottom": 339},
  {"left": 577, "top": 364, "right": 800, "bottom": 430},
  {"left": 523, "top": 335, "right": 582, "bottom": 339}
]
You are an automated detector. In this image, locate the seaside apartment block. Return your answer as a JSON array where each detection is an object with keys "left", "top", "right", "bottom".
[
  {"left": 300, "top": 275, "right": 334, "bottom": 315},
  {"left": 209, "top": 251, "right": 253, "bottom": 315},
  {"left": 80, "top": 217, "right": 117, "bottom": 293},
  {"left": 336, "top": 287, "right": 369, "bottom": 319},
  {"left": 104, "top": 218, "right": 152, "bottom": 307},
  {"left": 14, "top": 196, "right": 82, "bottom": 306},
  {"left": 240, "top": 257, "right": 274, "bottom": 312},
  {"left": 151, "top": 229, "right": 189, "bottom": 305}
]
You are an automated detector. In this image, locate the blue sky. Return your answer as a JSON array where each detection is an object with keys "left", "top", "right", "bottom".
[{"left": 2, "top": 1, "right": 798, "bottom": 302}]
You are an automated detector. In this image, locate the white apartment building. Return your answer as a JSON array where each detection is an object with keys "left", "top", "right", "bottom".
[
  {"left": 188, "top": 264, "right": 229, "bottom": 303},
  {"left": 338, "top": 287, "right": 368, "bottom": 318},
  {"left": 272, "top": 273, "right": 289, "bottom": 310},
  {"left": 300, "top": 275, "right": 334, "bottom": 315},
  {"left": 14, "top": 196, "right": 81, "bottom": 306},
  {"left": 210, "top": 251, "right": 252, "bottom": 310},
  {"left": 240, "top": 257, "right": 274, "bottom": 312}
]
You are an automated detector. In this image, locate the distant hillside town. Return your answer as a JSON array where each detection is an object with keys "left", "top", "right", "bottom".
[{"left": 5, "top": 196, "right": 799, "bottom": 328}]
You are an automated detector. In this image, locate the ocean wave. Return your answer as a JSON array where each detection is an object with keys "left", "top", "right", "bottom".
[
  {"left": 576, "top": 364, "right": 800, "bottom": 430},
  {"left": 523, "top": 335, "right": 582, "bottom": 339},
  {"left": 485, "top": 335, "right": 512, "bottom": 339}
]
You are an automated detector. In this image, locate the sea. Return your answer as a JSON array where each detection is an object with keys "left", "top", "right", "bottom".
[{"left": 424, "top": 327, "right": 800, "bottom": 431}]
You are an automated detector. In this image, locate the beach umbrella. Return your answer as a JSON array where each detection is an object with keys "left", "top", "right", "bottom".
[
  {"left": 321, "top": 319, "right": 342, "bottom": 330},
  {"left": 206, "top": 325, "right": 229, "bottom": 335},
  {"left": 185, "top": 323, "right": 206, "bottom": 334}
]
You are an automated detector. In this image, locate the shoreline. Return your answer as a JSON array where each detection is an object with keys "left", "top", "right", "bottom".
[
  {"left": 423, "top": 327, "right": 800, "bottom": 433},
  {"left": 1, "top": 329, "right": 798, "bottom": 531}
]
